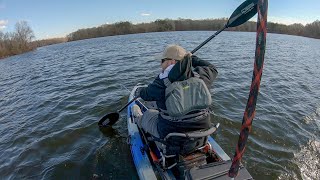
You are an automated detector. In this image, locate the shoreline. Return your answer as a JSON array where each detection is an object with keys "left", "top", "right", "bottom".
[{"left": 1, "top": 29, "right": 319, "bottom": 60}]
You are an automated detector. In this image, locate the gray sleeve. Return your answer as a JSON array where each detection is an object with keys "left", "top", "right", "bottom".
[{"left": 192, "top": 55, "right": 218, "bottom": 87}]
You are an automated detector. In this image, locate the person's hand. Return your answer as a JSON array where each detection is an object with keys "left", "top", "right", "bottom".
[{"left": 186, "top": 52, "right": 193, "bottom": 56}]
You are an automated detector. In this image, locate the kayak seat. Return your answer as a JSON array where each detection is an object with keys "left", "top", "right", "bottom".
[
  {"left": 149, "top": 124, "right": 219, "bottom": 169},
  {"left": 162, "top": 124, "right": 217, "bottom": 156}
]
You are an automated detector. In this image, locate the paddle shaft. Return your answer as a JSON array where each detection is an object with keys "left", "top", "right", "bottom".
[
  {"left": 191, "top": 0, "right": 258, "bottom": 54},
  {"left": 118, "top": 96, "right": 138, "bottom": 112},
  {"left": 191, "top": 25, "right": 227, "bottom": 54}
]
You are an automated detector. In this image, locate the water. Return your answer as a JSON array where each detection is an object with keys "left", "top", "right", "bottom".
[{"left": 0, "top": 31, "right": 319, "bottom": 179}]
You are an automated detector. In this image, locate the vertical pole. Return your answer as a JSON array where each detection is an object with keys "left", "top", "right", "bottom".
[{"left": 228, "top": 0, "right": 268, "bottom": 177}]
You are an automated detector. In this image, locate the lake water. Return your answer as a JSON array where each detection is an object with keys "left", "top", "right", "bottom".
[{"left": 0, "top": 31, "right": 319, "bottom": 179}]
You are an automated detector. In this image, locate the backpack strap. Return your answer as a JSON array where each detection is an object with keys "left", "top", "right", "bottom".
[
  {"left": 163, "top": 71, "right": 199, "bottom": 88},
  {"left": 193, "top": 71, "right": 200, "bottom": 78},
  {"left": 163, "top": 78, "right": 171, "bottom": 87},
  {"left": 160, "top": 109, "right": 209, "bottom": 122}
]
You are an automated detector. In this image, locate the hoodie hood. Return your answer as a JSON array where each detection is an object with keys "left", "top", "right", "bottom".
[{"left": 168, "top": 54, "right": 194, "bottom": 82}]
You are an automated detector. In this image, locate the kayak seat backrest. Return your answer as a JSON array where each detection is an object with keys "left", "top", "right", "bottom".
[
  {"left": 162, "top": 125, "right": 217, "bottom": 156},
  {"left": 164, "top": 136, "right": 207, "bottom": 156}
]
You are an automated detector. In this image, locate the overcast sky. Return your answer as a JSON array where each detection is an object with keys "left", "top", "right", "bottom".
[{"left": 1, "top": 0, "right": 319, "bottom": 39}]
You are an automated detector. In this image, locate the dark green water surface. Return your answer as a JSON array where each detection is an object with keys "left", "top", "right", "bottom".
[{"left": 0, "top": 31, "right": 319, "bottom": 179}]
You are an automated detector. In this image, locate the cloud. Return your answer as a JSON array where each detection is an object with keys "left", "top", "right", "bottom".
[
  {"left": 0, "top": 20, "right": 8, "bottom": 30},
  {"left": 140, "top": 13, "right": 151, "bottom": 16}
]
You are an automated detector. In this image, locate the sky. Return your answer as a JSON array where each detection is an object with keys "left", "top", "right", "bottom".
[{"left": 0, "top": 0, "right": 319, "bottom": 39}]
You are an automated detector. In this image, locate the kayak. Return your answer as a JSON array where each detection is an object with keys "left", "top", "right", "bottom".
[{"left": 127, "top": 84, "right": 253, "bottom": 180}]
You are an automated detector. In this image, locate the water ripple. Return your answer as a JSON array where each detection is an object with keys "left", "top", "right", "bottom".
[{"left": 0, "top": 32, "right": 319, "bottom": 179}]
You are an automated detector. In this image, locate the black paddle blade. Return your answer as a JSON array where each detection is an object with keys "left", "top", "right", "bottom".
[
  {"left": 98, "top": 112, "right": 120, "bottom": 127},
  {"left": 227, "top": 0, "right": 258, "bottom": 28}
]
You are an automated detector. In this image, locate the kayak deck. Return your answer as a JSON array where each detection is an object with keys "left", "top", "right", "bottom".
[{"left": 127, "top": 85, "right": 251, "bottom": 180}]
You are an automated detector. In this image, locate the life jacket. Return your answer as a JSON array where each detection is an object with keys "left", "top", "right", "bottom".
[{"left": 160, "top": 73, "right": 212, "bottom": 121}]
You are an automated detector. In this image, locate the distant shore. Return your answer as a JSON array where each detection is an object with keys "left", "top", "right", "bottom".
[
  {"left": 1, "top": 18, "right": 319, "bottom": 59},
  {"left": 66, "top": 18, "right": 320, "bottom": 41}
]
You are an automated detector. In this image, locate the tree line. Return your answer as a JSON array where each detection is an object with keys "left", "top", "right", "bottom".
[
  {"left": 32, "top": 37, "right": 67, "bottom": 47},
  {"left": 67, "top": 18, "right": 320, "bottom": 41},
  {"left": 1, "top": 18, "right": 319, "bottom": 59}
]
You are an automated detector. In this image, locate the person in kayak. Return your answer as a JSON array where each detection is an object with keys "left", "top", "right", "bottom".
[{"left": 133, "top": 44, "right": 218, "bottom": 141}]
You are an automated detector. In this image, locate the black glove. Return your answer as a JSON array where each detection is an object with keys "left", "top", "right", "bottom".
[{"left": 134, "top": 87, "right": 143, "bottom": 98}]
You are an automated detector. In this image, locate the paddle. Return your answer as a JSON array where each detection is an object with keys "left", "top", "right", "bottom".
[
  {"left": 98, "top": 96, "right": 138, "bottom": 127},
  {"left": 98, "top": 0, "right": 258, "bottom": 128},
  {"left": 191, "top": 0, "right": 258, "bottom": 54}
]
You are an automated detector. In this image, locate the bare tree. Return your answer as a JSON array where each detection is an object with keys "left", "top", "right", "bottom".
[
  {"left": 14, "top": 21, "right": 35, "bottom": 50},
  {"left": 0, "top": 21, "right": 37, "bottom": 59}
]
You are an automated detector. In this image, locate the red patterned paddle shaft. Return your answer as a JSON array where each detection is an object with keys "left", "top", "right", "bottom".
[{"left": 228, "top": 0, "right": 268, "bottom": 177}]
